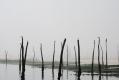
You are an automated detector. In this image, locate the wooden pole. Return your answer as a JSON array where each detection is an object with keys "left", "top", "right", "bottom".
[
  {"left": 52, "top": 41, "right": 56, "bottom": 71},
  {"left": 58, "top": 38, "right": 66, "bottom": 80},
  {"left": 77, "top": 39, "right": 81, "bottom": 79},
  {"left": 74, "top": 46, "right": 78, "bottom": 69},
  {"left": 98, "top": 37, "right": 101, "bottom": 75},
  {"left": 91, "top": 40, "right": 95, "bottom": 76}
]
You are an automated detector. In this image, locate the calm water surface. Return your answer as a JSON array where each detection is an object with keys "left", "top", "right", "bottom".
[{"left": 0, "top": 64, "right": 118, "bottom": 80}]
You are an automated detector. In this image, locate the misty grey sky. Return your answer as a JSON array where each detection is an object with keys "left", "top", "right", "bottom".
[{"left": 0, "top": 0, "right": 119, "bottom": 64}]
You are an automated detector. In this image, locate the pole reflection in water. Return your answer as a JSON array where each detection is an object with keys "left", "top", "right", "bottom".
[
  {"left": 52, "top": 69, "right": 54, "bottom": 80},
  {"left": 21, "top": 73, "right": 25, "bottom": 80},
  {"left": 91, "top": 75, "right": 94, "bottom": 80},
  {"left": 106, "top": 73, "right": 108, "bottom": 80},
  {"left": 66, "top": 70, "right": 68, "bottom": 80},
  {"left": 41, "top": 69, "right": 44, "bottom": 80},
  {"left": 77, "top": 77, "right": 80, "bottom": 80},
  {"left": 99, "top": 75, "right": 101, "bottom": 80},
  {"left": 61, "top": 69, "right": 63, "bottom": 80}
]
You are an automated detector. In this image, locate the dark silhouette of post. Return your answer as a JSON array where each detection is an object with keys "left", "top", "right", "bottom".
[
  {"left": 52, "top": 41, "right": 55, "bottom": 80},
  {"left": 99, "top": 75, "right": 101, "bottom": 80},
  {"left": 100, "top": 45, "right": 104, "bottom": 69},
  {"left": 21, "top": 37, "right": 24, "bottom": 80},
  {"left": 19, "top": 45, "right": 22, "bottom": 74},
  {"left": 74, "top": 46, "right": 78, "bottom": 69},
  {"left": 40, "top": 43, "right": 44, "bottom": 79},
  {"left": 52, "top": 41, "right": 56, "bottom": 71},
  {"left": 91, "top": 40, "right": 95, "bottom": 76},
  {"left": 21, "top": 37, "right": 29, "bottom": 80},
  {"left": 98, "top": 37, "right": 101, "bottom": 75},
  {"left": 105, "top": 38, "right": 108, "bottom": 80},
  {"left": 105, "top": 38, "right": 108, "bottom": 69},
  {"left": 60, "top": 42, "right": 64, "bottom": 76},
  {"left": 77, "top": 39, "right": 81, "bottom": 79},
  {"left": 58, "top": 38, "right": 66, "bottom": 80}
]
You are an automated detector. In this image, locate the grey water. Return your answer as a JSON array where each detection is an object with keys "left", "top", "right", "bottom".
[{"left": 0, "top": 64, "right": 119, "bottom": 80}]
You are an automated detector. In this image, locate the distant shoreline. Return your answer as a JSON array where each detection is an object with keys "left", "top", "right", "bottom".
[{"left": 0, "top": 59, "right": 119, "bottom": 77}]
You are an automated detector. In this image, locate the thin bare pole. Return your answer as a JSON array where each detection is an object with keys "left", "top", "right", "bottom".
[
  {"left": 98, "top": 37, "right": 101, "bottom": 75},
  {"left": 106, "top": 38, "right": 108, "bottom": 69},
  {"left": 105, "top": 38, "right": 108, "bottom": 80},
  {"left": 74, "top": 46, "right": 77, "bottom": 69},
  {"left": 77, "top": 39, "right": 81, "bottom": 79},
  {"left": 91, "top": 40, "right": 95, "bottom": 76},
  {"left": 52, "top": 41, "right": 56, "bottom": 71},
  {"left": 52, "top": 41, "right": 56, "bottom": 80},
  {"left": 21, "top": 37, "right": 24, "bottom": 75},
  {"left": 40, "top": 43, "right": 44, "bottom": 79},
  {"left": 19, "top": 44, "right": 22, "bottom": 74},
  {"left": 58, "top": 38, "right": 66, "bottom": 80},
  {"left": 100, "top": 45, "right": 104, "bottom": 69},
  {"left": 61, "top": 42, "right": 63, "bottom": 75},
  {"left": 24, "top": 42, "right": 28, "bottom": 65},
  {"left": 21, "top": 36, "right": 29, "bottom": 80}
]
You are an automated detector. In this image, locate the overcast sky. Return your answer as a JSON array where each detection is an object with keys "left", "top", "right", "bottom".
[{"left": 0, "top": 0, "right": 119, "bottom": 64}]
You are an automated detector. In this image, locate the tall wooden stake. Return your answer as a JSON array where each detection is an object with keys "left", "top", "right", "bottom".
[
  {"left": 77, "top": 39, "right": 81, "bottom": 79},
  {"left": 58, "top": 38, "right": 66, "bottom": 80},
  {"left": 91, "top": 40, "right": 95, "bottom": 76}
]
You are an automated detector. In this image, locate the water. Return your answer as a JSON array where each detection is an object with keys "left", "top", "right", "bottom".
[{"left": 0, "top": 64, "right": 118, "bottom": 80}]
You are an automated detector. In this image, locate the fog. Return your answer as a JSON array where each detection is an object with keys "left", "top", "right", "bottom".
[{"left": 0, "top": 0, "right": 119, "bottom": 64}]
